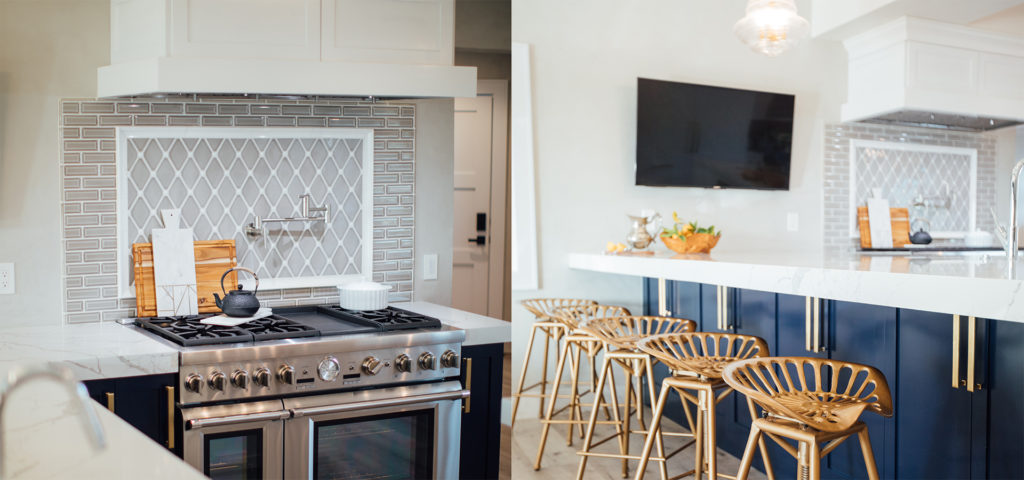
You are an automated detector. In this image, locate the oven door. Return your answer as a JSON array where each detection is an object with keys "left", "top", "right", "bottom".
[
  {"left": 283, "top": 380, "right": 469, "bottom": 480},
  {"left": 181, "top": 399, "right": 289, "bottom": 480}
]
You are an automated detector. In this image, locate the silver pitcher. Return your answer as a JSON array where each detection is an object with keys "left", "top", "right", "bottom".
[{"left": 626, "top": 212, "right": 661, "bottom": 249}]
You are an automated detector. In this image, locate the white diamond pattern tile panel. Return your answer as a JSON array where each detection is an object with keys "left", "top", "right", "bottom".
[
  {"left": 853, "top": 145, "right": 973, "bottom": 234},
  {"left": 124, "top": 136, "right": 366, "bottom": 282}
]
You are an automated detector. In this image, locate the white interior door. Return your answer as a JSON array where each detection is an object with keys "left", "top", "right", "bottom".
[
  {"left": 453, "top": 95, "right": 493, "bottom": 315},
  {"left": 452, "top": 81, "right": 507, "bottom": 318}
]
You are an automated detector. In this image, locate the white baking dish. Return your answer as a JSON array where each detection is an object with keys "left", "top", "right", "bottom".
[{"left": 338, "top": 282, "right": 392, "bottom": 310}]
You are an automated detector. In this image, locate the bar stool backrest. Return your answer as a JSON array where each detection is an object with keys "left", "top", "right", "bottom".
[
  {"left": 722, "top": 357, "right": 894, "bottom": 433},
  {"left": 551, "top": 304, "right": 631, "bottom": 330},
  {"left": 520, "top": 298, "right": 597, "bottom": 321},
  {"left": 637, "top": 332, "right": 768, "bottom": 379},
  {"left": 580, "top": 316, "right": 696, "bottom": 351}
]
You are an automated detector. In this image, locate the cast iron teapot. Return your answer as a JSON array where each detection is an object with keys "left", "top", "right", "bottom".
[{"left": 213, "top": 267, "right": 261, "bottom": 317}]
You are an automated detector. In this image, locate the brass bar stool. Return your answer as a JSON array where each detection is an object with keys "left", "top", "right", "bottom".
[
  {"left": 722, "top": 357, "right": 893, "bottom": 480},
  {"left": 633, "top": 333, "right": 776, "bottom": 480},
  {"left": 512, "top": 298, "right": 596, "bottom": 428},
  {"left": 534, "top": 304, "right": 632, "bottom": 469},
  {"left": 575, "top": 316, "right": 698, "bottom": 480}
]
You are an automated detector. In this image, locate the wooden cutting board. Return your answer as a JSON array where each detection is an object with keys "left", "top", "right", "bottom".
[
  {"left": 857, "top": 206, "right": 911, "bottom": 248},
  {"left": 133, "top": 240, "right": 238, "bottom": 317}
]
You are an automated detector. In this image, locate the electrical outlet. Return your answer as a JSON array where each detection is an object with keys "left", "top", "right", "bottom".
[
  {"left": 423, "top": 254, "right": 438, "bottom": 280},
  {"left": 787, "top": 212, "right": 799, "bottom": 232},
  {"left": 0, "top": 263, "right": 14, "bottom": 294}
]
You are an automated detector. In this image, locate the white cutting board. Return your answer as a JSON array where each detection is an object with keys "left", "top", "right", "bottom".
[
  {"left": 866, "top": 198, "right": 894, "bottom": 249},
  {"left": 152, "top": 210, "right": 199, "bottom": 316}
]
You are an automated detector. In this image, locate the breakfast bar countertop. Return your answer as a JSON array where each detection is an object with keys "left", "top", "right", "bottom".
[{"left": 569, "top": 249, "right": 1024, "bottom": 323}]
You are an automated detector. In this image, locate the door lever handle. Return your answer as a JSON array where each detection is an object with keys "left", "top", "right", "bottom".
[{"left": 468, "top": 235, "right": 486, "bottom": 245}]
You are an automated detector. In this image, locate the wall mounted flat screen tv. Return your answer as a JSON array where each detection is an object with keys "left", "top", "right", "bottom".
[{"left": 635, "top": 78, "right": 795, "bottom": 190}]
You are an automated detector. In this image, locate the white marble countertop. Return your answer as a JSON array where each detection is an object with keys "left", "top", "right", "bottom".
[
  {"left": 569, "top": 249, "right": 1024, "bottom": 323},
  {"left": 397, "top": 301, "right": 511, "bottom": 345},
  {"left": 0, "top": 301, "right": 505, "bottom": 479},
  {"left": 4, "top": 380, "right": 204, "bottom": 480},
  {"left": 0, "top": 322, "right": 179, "bottom": 382}
]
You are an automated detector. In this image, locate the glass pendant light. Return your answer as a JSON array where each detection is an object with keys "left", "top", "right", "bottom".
[{"left": 733, "top": 0, "right": 810, "bottom": 56}]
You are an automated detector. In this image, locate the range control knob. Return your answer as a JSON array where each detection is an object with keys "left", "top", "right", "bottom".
[
  {"left": 319, "top": 356, "right": 341, "bottom": 381},
  {"left": 362, "top": 356, "right": 384, "bottom": 376},
  {"left": 277, "top": 364, "right": 295, "bottom": 385},
  {"left": 184, "top": 374, "right": 203, "bottom": 393},
  {"left": 419, "top": 352, "right": 436, "bottom": 370},
  {"left": 395, "top": 354, "right": 412, "bottom": 373},
  {"left": 441, "top": 350, "right": 459, "bottom": 369},
  {"left": 232, "top": 370, "right": 249, "bottom": 389},
  {"left": 253, "top": 368, "right": 270, "bottom": 388},
  {"left": 208, "top": 371, "right": 226, "bottom": 391}
]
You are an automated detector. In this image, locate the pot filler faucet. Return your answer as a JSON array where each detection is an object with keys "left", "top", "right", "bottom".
[{"left": 0, "top": 366, "right": 106, "bottom": 479}]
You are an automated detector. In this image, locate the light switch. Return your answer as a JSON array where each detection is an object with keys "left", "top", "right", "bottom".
[
  {"left": 423, "top": 254, "right": 438, "bottom": 280},
  {"left": 0, "top": 263, "right": 14, "bottom": 294}
]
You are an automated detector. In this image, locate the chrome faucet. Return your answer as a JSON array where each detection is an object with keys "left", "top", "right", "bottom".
[{"left": 0, "top": 366, "right": 106, "bottom": 479}]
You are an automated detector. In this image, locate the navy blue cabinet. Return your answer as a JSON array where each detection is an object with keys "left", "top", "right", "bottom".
[
  {"left": 641, "top": 278, "right": 1023, "bottom": 479},
  {"left": 459, "top": 343, "right": 505, "bottom": 479},
  {"left": 717, "top": 289, "right": 778, "bottom": 457},
  {"left": 985, "top": 319, "right": 1024, "bottom": 479},
  {"left": 824, "top": 301, "right": 897, "bottom": 480},
  {"left": 896, "top": 309, "right": 975, "bottom": 479},
  {"left": 84, "top": 373, "right": 178, "bottom": 453}
]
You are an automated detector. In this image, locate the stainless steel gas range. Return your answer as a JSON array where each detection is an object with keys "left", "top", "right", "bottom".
[{"left": 132, "top": 305, "right": 468, "bottom": 480}]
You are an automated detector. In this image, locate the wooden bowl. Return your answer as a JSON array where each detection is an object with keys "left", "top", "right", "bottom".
[{"left": 661, "top": 233, "right": 721, "bottom": 254}]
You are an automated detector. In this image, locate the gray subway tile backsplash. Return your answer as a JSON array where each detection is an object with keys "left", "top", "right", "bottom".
[
  {"left": 823, "top": 122, "right": 997, "bottom": 250},
  {"left": 60, "top": 96, "right": 416, "bottom": 324}
]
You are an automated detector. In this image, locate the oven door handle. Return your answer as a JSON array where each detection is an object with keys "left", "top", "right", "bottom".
[
  {"left": 291, "top": 389, "right": 471, "bottom": 418},
  {"left": 187, "top": 410, "right": 291, "bottom": 429}
]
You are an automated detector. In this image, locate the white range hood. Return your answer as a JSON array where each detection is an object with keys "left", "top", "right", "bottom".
[
  {"left": 842, "top": 17, "right": 1024, "bottom": 131},
  {"left": 97, "top": 0, "right": 476, "bottom": 99}
]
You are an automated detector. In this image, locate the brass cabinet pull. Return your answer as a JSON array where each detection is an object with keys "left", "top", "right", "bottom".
[
  {"left": 966, "top": 316, "right": 977, "bottom": 392},
  {"left": 105, "top": 392, "right": 115, "bottom": 412},
  {"left": 804, "top": 297, "right": 824, "bottom": 353},
  {"left": 717, "top": 286, "right": 729, "bottom": 330},
  {"left": 952, "top": 315, "right": 961, "bottom": 389},
  {"left": 813, "top": 298, "right": 822, "bottom": 352},
  {"left": 463, "top": 358, "right": 473, "bottom": 414},
  {"left": 717, "top": 286, "right": 722, "bottom": 329},
  {"left": 166, "top": 386, "right": 175, "bottom": 449},
  {"left": 657, "top": 278, "right": 671, "bottom": 316},
  {"left": 805, "top": 297, "right": 812, "bottom": 352}
]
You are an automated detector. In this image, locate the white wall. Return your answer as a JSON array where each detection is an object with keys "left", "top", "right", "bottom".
[
  {"left": 412, "top": 98, "right": 456, "bottom": 305},
  {"left": 510, "top": 0, "right": 847, "bottom": 410},
  {"left": 0, "top": 0, "right": 110, "bottom": 326}
]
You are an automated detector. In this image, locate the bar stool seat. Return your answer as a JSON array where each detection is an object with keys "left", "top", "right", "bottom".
[
  {"left": 575, "top": 316, "right": 697, "bottom": 480},
  {"left": 633, "top": 333, "right": 776, "bottom": 480},
  {"left": 722, "top": 357, "right": 894, "bottom": 480},
  {"left": 532, "top": 304, "right": 632, "bottom": 469},
  {"left": 512, "top": 298, "right": 596, "bottom": 428}
]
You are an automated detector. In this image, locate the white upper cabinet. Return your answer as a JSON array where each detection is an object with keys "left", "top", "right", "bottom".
[
  {"left": 100, "top": 0, "right": 475, "bottom": 98},
  {"left": 322, "top": 0, "right": 454, "bottom": 65}
]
